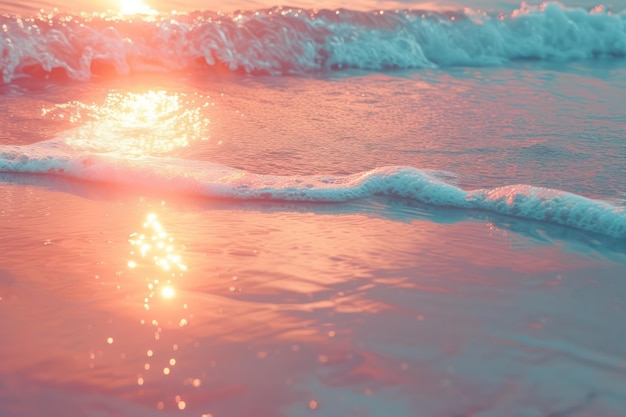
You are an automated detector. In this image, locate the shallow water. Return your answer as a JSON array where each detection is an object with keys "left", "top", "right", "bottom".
[
  {"left": 1, "top": 0, "right": 626, "bottom": 416},
  {"left": 1, "top": 177, "right": 625, "bottom": 417}
]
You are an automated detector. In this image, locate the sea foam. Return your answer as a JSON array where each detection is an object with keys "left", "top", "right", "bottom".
[
  {"left": 1, "top": 3, "right": 625, "bottom": 82},
  {"left": 1, "top": 142, "right": 624, "bottom": 239}
]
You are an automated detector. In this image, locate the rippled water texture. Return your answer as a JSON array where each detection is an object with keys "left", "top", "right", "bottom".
[
  {"left": 1, "top": 0, "right": 626, "bottom": 416},
  {"left": 1, "top": 179, "right": 626, "bottom": 416}
]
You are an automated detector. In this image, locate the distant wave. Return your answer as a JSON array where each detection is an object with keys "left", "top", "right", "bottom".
[
  {"left": 1, "top": 140, "right": 624, "bottom": 239},
  {"left": 1, "top": 2, "right": 625, "bottom": 82}
]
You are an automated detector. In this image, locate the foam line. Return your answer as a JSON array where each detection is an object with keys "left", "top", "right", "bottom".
[{"left": 1, "top": 143, "right": 624, "bottom": 239}]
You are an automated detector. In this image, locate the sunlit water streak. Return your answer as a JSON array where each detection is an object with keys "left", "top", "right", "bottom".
[
  {"left": 129, "top": 212, "right": 187, "bottom": 305},
  {"left": 42, "top": 90, "right": 211, "bottom": 156}
]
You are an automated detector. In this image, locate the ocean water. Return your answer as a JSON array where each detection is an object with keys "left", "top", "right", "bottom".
[{"left": 1, "top": 0, "right": 626, "bottom": 416}]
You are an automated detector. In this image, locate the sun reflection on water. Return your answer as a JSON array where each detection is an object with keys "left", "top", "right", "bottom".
[
  {"left": 161, "top": 285, "right": 175, "bottom": 299},
  {"left": 45, "top": 90, "right": 211, "bottom": 156},
  {"left": 129, "top": 212, "right": 187, "bottom": 306},
  {"left": 125, "top": 211, "right": 199, "bottom": 410}
]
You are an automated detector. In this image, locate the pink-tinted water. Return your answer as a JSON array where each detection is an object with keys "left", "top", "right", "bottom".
[
  {"left": 2, "top": 62, "right": 626, "bottom": 416},
  {"left": 1, "top": 177, "right": 625, "bottom": 417},
  {"left": 2, "top": 0, "right": 626, "bottom": 416}
]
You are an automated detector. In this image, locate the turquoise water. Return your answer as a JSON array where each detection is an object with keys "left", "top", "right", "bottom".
[{"left": 1, "top": 1, "right": 626, "bottom": 416}]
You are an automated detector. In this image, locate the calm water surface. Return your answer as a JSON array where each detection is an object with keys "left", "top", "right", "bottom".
[{"left": 1, "top": 179, "right": 625, "bottom": 416}]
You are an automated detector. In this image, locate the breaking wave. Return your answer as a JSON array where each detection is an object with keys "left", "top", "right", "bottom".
[{"left": 1, "top": 2, "right": 625, "bottom": 82}]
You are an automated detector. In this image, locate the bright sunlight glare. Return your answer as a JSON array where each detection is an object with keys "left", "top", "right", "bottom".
[
  {"left": 120, "top": 0, "right": 158, "bottom": 15},
  {"left": 47, "top": 90, "right": 211, "bottom": 157},
  {"left": 129, "top": 213, "right": 188, "bottom": 306},
  {"left": 161, "top": 286, "right": 175, "bottom": 299}
]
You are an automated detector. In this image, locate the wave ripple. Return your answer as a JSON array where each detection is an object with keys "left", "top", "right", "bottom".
[{"left": 1, "top": 142, "right": 624, "bottom": 239}]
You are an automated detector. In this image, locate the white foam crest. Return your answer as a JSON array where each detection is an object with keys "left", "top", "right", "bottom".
[
  {"left": 467, "top": 185, "right": 626, "bottom": 239},
  {"left": 1, "top": 3, "right": 625, "bottom": 82},
  {"left": 1, "top": 143, "right": 624, "bottom": 239}
]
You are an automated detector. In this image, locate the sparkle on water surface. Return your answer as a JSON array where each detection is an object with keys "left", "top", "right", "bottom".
[{"left": 44, "top": 90, "right": 211, "bottom": 156}]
